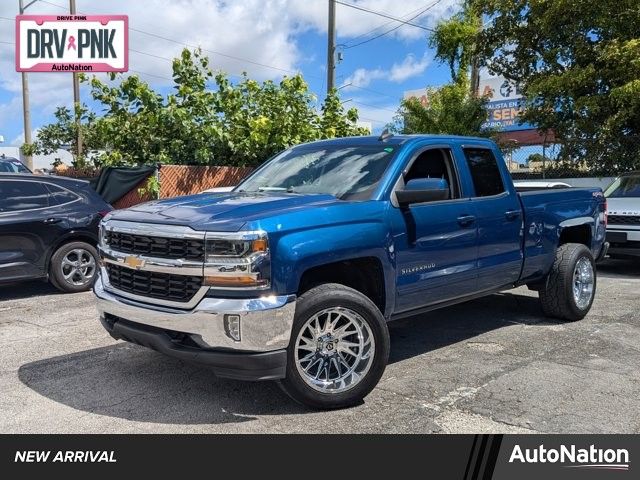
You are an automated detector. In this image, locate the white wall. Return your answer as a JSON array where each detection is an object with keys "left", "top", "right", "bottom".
[{"left": 0, "top": 146, "right": 73, "bottom": 171}]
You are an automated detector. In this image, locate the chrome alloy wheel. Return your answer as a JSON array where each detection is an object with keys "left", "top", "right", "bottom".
[
  {"left": 573, "top": 256, "right": 594, "bottom": 309},
  {"left": 61, "top": 248, "right": 96, "bottom": 286},
  {"left": 294, "top": 307, "right": 375, "bottom": 393}
]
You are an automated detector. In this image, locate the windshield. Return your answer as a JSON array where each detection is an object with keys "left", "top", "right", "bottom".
[
  {"left": 236, "top": 145, "right": 397, "bottom": 200},
  {"left": 604, "top": 175, "right": 640, "bottom": 198}
]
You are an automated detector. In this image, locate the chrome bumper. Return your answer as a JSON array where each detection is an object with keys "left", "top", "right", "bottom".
[{"left": 94, "top": 272, "right": 296, "bottom": 352}]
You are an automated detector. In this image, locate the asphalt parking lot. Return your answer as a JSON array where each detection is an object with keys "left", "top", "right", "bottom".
[{"left": 1, "top": 259, "right": 639, "bottom": 434}]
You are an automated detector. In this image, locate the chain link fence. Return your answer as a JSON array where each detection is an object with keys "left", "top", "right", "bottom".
[{"left": 501, "top": 136, "right": 640, "bottom": 185}]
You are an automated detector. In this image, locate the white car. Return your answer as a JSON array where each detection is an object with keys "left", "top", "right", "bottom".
[{"left": 604, "top": 172, "right": 640, "bottom": 258}]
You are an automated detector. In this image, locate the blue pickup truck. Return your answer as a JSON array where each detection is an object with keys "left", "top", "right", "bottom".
[{"left": 94, "top": 135, "right": 607, "bottom": 409}]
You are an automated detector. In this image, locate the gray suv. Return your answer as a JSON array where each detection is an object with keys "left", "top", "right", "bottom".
[{"left": 605, "top": 172, "right": 640, "bottom": 258}]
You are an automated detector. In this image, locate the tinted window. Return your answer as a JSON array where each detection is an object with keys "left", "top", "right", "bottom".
[
  {"left": 0, "top": 180, "right": 50, "bottom": 212},
  {"left": 463, "top": 148, "right": 505, "bottom": 197},
  {"left": 404, "top": 148, "right": 460, "bottom": 200},
  {"left": 46, "top": 183, "right": 80, "bottom": 206}
]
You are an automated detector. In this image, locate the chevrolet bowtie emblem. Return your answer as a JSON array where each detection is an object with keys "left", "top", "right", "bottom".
[{"left": 122, "top": 256, "right": 145, "bottom": 270}]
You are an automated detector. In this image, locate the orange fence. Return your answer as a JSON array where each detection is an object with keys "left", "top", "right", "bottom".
[
  {"left": 57, "top": 164, "right": 255, "bottom": 209},
  {"left": 159, "top": 165, "right": 253, "bottom": 198}
]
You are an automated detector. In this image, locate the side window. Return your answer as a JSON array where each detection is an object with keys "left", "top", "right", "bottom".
[
  {"left": 463, "top": 148, "right": 505, "bottom": 197},
  {"left": 0, "top": 180, "right": 50, "bottom": 213},
  {"left": 46, "top": 183, "right": 80, "bottom": 206},
  {"left": 404, "top": 148, "right": 460, "bottom": 200}
]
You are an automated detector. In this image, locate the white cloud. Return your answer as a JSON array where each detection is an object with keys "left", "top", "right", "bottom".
[
  {"left": 0, "top": 0, "right": 458, "bottom": 141},
  {"left": 344, "top": 52, "right": 431, "bottom": 88},
  {"left": 389, "top": 53, "right": 430, "bottom": 82}
]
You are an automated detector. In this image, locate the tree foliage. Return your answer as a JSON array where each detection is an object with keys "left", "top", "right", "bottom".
[
  {"left": 30, "top": 48, "right": 368, "bottom": 167},
  {"left": 432, "top": 0, "right": 640, "bottom": 174},
  {"left": 393, "top": 76, "right": 492, "bottom": 137},
  {"left": 393, "top": 6, "right": 491, "bottom": 138}
]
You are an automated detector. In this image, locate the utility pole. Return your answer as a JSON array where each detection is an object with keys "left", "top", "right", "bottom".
[
  {"left": 469, "top": 10, "right": 482, "bottom": 98},
  {"left": 326, "top": 0, "right": 336, "bottom": 95},
  {"left": 18, "top": 0, "right": 33, "bottom": 171},
  {"left": 70, "top": 0, "right": 83, "bottom": 163}
]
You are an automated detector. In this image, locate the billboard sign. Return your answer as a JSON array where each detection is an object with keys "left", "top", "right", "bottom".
[
  {"left": 479, "top": 75, "right": 532, "bottom": 131},
  {"left": 403, "top": 88, "right": 429, "bottom": 107},
  {"left": 16, "top": 15, "right": 128, "bottom": 72}
]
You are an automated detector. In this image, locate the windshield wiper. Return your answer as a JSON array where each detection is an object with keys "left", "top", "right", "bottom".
[{"left": 256, "top": 186, "right": 297, "bottom": 193}]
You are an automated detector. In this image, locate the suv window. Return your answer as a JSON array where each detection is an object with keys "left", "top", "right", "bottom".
[
  {"left": 463, "top": 148, "right": 505, "bottom": 197},
  {"left": 404, "top": 148, "right": 460, "bottom": 200},
  {"left": 0, "top": 180, "right": 50, "bottom": 212},
  {"left": 46, "top": 183, "right": 80, "bottom": 206}
]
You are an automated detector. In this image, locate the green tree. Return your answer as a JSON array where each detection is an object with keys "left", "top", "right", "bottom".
[
  {"left": 26, "top": 103, "right": 100, "bottom": 168},
  {"left": 392, "top": 5, "right": 491, "bottom": 138},
  {"left": 394, "top": 76, "right": 491, "bottom": 136},
  {"left": 432, "top": 0, "right": 640, "bottom": 174},
  {"left": 30, "top": 48, "right": 368, "bottom": 168}
]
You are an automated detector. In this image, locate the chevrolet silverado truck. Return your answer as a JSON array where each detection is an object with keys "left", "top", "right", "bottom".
[
  {"left": 604, "top": 172, "right": 640, "bottom": 258},
  {"left": 94, "top": 135, "right": 607, "bottom": 409}
]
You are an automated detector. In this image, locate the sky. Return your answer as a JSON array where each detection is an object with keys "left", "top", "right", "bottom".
[{"left": 0, "top": 0, "right": 461, "bottom": 147}]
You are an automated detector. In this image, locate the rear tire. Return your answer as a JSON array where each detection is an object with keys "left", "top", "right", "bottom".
[
  {"left": 279, "top": 283, "right": 389, "bottom": 410},
  {"left": 539, "top": 243, "right": 596, "bottom": 321},
  {"left": 49, "top": 241, "right": 98, "bottom": 293}
]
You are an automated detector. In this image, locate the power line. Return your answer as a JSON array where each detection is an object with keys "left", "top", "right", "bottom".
[
  {"left": 344, "top": 0, "right": 442, "bottom": 49},
  {"left": 335, "top": 0, "right": 435, "bottom": 32},
  {"left": 351, "top": 100, "right": 398, "bottom": 114},
  {"left": 347, "top": 2, "right": 435, "bottom": 42}
]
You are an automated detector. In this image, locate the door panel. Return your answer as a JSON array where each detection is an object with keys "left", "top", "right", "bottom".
[
  {"left": 394, "top": 200, "right": 479, "bottom": 312},
  {"left": 461, "top": 147, "right": 523, "bottom": 290},
  {"left": 473, "top": 194, "right": 523, "bottom": 289},
  {"left": 0, "top": 180, "right": 69, "bottom": 282}
]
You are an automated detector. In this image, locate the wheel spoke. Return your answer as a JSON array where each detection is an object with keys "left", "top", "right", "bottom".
[{"left": 294, "top": 306, "right": 376, "bottom": 393}]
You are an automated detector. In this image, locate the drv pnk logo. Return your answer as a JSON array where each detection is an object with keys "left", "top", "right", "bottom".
[{"left": 16, "top": 15, "right": 128, "bottom": 72}]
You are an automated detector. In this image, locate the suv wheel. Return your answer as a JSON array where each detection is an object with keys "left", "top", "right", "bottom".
[
  {"left": 279, "top": 283, "right": 390, "bottom": 409},
  {"left": 49, "top": 241, "right": 99, "bottom": 293},
  {"left": 539, "top": 243, "right": 596, "bottom": 321}
]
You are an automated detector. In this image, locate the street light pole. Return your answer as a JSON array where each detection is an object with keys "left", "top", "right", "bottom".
[
  {"left": 70, "top": 0, "right": 83, "bottom": 163},
  {"left": 18, "top": 0, "right": 33, "bottom": 171},
  {"left": 326, "top": 0, "right": 336, "bottom": 95}
]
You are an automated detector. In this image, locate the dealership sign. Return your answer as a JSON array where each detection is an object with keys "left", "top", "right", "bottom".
[
  {"left": 16, "top": 15, "right": 128, "bottom": 72},
  {"left": 479, "top": 74, "right": 532, "bottom": 132}
]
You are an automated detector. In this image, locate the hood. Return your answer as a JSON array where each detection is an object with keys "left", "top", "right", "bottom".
[
  {"left": 107, "top": 191, "right": 341, "bottom": 232},
  {"left": 606, "top": 197, "right": 640, "bottom": 216}
]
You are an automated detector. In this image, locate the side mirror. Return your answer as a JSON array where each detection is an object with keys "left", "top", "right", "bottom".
[{"left": 396, "top": 178, "right": 450, "bottom": 206}]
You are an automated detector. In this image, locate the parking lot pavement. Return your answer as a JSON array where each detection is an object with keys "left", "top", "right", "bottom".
[{"left": 1, "top": 259, "right": 639, "bottom": 434}]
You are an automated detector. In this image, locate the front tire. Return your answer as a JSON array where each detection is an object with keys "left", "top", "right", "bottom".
[
  {"left": 279, "top": 283, "right": 390, "bottom": 409},
  {"left": 49, "top": 241, "right": 99, "bottom": 293},
  {"left": 539, "top": 243, "right": 596, "bottom": 321}
]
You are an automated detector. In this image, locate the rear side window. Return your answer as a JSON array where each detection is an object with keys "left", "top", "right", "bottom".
[
  {"left": 0, "top": 180, "right": 50, "bottom": 212},
  {"left": 46, "top": 183, "right": 80, "bottom": 206},
  {"left": 463, "top": 148, "right": 505, "bottom": 197}
]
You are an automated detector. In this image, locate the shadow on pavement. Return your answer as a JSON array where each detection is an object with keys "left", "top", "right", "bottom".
[
  {"left": 17, "top": 290, "right": 552, "bottom": 425},
  {"left": 597, "top": 257, "right": 640, "bottom": 279},
  {"left": 0, "top": 280, "right": 61, "bottom": 301}
]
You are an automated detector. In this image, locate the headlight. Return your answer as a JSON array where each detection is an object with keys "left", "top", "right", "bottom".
[
  {"left": 204, "top": 231, "right": 270, "bottom": 289},
  {"left": 98, "top": 221, "right": 108, "bottom": 248}
]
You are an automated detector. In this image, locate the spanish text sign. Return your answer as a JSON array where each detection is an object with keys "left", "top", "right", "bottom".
[{"left": 16, "top": 15, "right": 128, "bottom": 72}]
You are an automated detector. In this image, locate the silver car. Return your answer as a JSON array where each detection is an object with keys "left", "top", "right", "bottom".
[{"left": 605, "top": 172, "right": 640, "bottom": 258}]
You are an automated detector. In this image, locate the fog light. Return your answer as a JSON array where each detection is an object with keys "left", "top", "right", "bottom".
[{"left": 224, "top": 314, "right": 241, "bottom": 342}]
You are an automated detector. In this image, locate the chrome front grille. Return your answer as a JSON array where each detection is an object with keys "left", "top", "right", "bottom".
[
  {"left": 105, "top": 263, "right": 201, "bottom": 303},
  {"left": 105, "top": 231, "right": 205, "bottom": 260}
]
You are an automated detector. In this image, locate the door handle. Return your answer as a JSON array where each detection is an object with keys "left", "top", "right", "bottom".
[
  {"left": 457, "top": 214, "right": 476, "bottom": 226},
  {"left": 505, "top": 210, "right": 521, "bottom": 220},
  {"left": 43, "top": 217, "right": 62, "bottom": 224}
]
